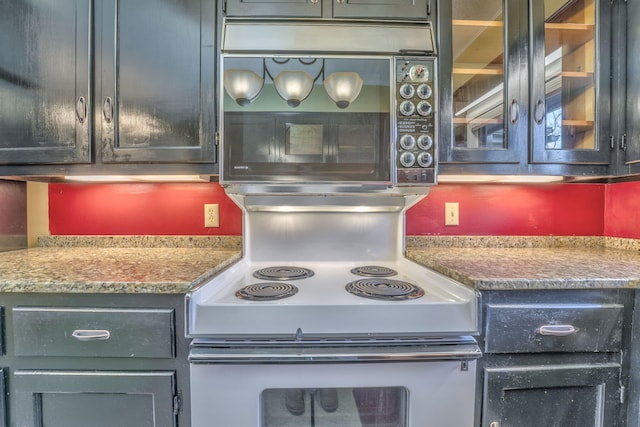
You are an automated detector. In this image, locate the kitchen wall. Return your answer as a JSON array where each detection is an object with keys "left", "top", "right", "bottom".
[
  {"left": 0, "top": 179, "right": 27, "bottom": 251},
  {"left": 48, "top": 182, "right": 242, "bottom": 236},
  {"left": 604, "top": 181, "right": 640, "bottom": 238},
  {"left": 45, "top": 180, "right": 640, "bottom": 238},
  {"left": 406, "top": 183, "right": 605, "bottom": 236}
]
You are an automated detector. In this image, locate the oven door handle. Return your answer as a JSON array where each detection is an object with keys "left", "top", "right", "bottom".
[{"left": 189, "top": 343, "right": 482, "bottom": 364}]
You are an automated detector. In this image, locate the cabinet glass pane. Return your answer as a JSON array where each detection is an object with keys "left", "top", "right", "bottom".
[
  {"left": 543, "top": 0, "right": 596, "bottom": 150},
  {"left": 451, "top": 0, "right": 505, "bottom": 150}
]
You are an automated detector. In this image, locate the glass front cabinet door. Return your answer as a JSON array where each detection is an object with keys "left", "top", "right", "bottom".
[
  {"left": 440, "top": 0, "right": 611, "bottom": 173},
  {"left": 441, "top": 0, "right": 524, "bottom": 167}
]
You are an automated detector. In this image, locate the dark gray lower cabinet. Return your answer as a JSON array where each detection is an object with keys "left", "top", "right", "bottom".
[
  {"left": 479, "top": 290, "right": 632, "bottom": 427},
  {"left": 13, "top": 370, "right": 175, "bottom": 427},
  {"left": 0, "top": 293, "right": 190, "bottom": 427},
  {"left": 0, "top": 368, "right": 5, "bottom": 427},
  {"left": 483, "top": 363, "right": 621, "bottom": 427}
]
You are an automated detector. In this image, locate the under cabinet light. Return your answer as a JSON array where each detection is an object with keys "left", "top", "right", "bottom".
[
  {"left": 438, "top": 175, "right": 564, "bottom": 183},
  {"left": 62, "top": 175, "right": 210, "bottom": 183}
]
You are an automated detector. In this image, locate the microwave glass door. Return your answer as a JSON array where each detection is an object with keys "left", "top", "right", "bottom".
[{"left": 221, "top": 56, "right": 392, "bottom": 183}]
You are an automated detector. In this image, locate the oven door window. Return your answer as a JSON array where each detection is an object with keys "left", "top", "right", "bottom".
[
  {"left": 222, "top": 56, "right": 392, "bottom": 183},
  {"left": 261, "top": 387, "right": 407, "bottom": 426}
]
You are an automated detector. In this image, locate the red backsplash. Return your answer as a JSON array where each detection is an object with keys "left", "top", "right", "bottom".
[
  {"left": 407, "top": 183, "right": 605, "bottom": 236},
  {"left": 48, "top": 183, "right": 242, "bottom": 236},
  {"left": 605, "top": 181, "right": 640, "bottom": 238},
  {"left": 48, "top": 181, "right": 638, "bottom": 238}
]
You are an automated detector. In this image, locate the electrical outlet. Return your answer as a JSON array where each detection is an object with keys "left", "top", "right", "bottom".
[
  {"left": 204, "top": 204, "right": 219, "bottom": 228},
  {"left": 445, "top": 202, "right": 459, "bottom": 226}
]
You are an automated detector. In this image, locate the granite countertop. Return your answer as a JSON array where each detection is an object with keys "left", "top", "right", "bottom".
[
  {"left": 0, "top": 236, "right": 242, "bottom": 294},
  {"left": 406, "top": 236, "right": 640, "bottom": 290},
  {"left": 3, "top": 235, "right": 640, "bottom": 294}
]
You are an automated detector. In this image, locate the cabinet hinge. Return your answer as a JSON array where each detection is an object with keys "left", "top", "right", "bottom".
[
  {"left": 215, "top": 131, "right": 220, "bottom": 147},
  {"left": 173, "top": 395, "right": 182, "bottom": 416}
]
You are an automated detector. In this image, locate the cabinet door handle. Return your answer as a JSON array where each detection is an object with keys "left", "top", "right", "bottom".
[
  {"left": 103, "top": 96, "right": 114, "bottom": 124},
  {"left": 534, "top": 98, "right": 545, "bottom": 125},
  {"left": 71, "top": 329, "right": 111, "bottom": 341},
  {"left": 536, "top": 324, "right": 578, "bottom": 337},
  {"left": 75, "top": 96, "right": 87, "bottom": 124},
  {"left": 509, "top": 99, "right": 519, "bottom": 124},
  {"left": 490, "top": 422, "right": 500, "bottom": 427}
]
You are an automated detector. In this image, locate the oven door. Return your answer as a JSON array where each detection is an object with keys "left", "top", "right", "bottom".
[{"left": 190, "top": 342, "right": 480, "bottom": 426}]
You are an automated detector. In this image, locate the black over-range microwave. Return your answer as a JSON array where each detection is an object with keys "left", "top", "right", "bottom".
[{"left": 218, "top": 20, "right": 438, "bottom": 188}]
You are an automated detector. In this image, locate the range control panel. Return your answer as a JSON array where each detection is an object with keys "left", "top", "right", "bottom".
[{"left": 395, "top": 57, "right": 437, "bottom": 185}]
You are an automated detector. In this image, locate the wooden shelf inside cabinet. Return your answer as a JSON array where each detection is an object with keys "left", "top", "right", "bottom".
[
  {"left": 452, "top": 19, "right": 504, "bottom": 28},
  {"left": 453, "top": 117, "right": 503, "bottom": 125},
  {"left": 545, "top": 23, "right": 594, "bottom": 51},
  {"left": 451, "top": 19, "right": 503, "bottom": 58},
  {"left": 555, "top": 71, "right": 594, "bottom": 92},
  {"left": 452, "top": 67, "right": 504, "bottom": 91},
  {"left": 562, "top": 120, "right": 594, "bottom": 133},
  {"left": 453, "top": 68, "right": 504, "bottom": 76}
]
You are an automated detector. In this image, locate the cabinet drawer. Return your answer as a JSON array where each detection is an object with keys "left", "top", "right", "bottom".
[
  {"left": 485, "top": 303, "right": 623, "bottom": 353},
  {"left": 13, "top": 307, "right": 175, "bottom": 358}
]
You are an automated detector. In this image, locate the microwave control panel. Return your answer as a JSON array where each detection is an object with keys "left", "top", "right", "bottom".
[{"left": 394, "top": 57, "right": 437, "bottom": 186}]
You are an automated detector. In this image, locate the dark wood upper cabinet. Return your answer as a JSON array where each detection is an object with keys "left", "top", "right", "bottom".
[
  {"left": 0, "top": 0, "right": 216, "bottom": 171},
  {"left": 0, "top": 0, "right": 91, "bottom": 165},
  {"left": 98, "top": 0, "right": 216, "bottom": 164},
  {"left": 439, "top": 0, "right": 612, "bottom": 176}
]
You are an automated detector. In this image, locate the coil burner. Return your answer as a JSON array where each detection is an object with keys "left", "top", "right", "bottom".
[
  {"left": 253, "top": 266, "right": 315, "bottom": 281},
  {"left": 236, "top": 283, "right": 299, "bottom": 301},
  {"left": 346, "top": 278, "right": 425, "bottom": 301},
  {"left": 351, "top": 266, "right": 398, "bottom": 277}
]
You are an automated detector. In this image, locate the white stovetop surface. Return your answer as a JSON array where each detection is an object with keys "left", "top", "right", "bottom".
[
  {"left": 202, "top": 259, "right": 468, "bottom": 305},
  {"left": 188, "top": 257, "right": 479, "bottom": 338}
]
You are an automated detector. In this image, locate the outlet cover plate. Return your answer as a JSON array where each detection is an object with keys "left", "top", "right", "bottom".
[{"left": 204, "top": 204, "right": 219, "bottom": 228}]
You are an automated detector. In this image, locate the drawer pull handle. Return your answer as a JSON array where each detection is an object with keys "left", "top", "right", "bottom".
[
  {"left": 71, "top": 329, "right": 111, "bottom": 341},
  {"left": 537, "top": 325, "right": 578, "bottom": 337}
]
